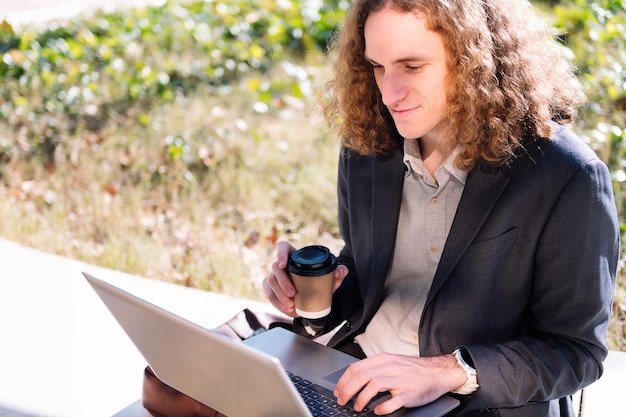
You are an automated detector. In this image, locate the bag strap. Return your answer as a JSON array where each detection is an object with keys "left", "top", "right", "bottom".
[{"left": 212, "top": 308, "right": 291, "bottom": 341}]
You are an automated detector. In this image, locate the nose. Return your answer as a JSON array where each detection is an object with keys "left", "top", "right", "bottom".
[{"left": 378, "top": 70, "right": 407, "bottom": 107}]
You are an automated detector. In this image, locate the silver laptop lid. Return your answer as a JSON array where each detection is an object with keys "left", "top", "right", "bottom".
[{"left": 83, "top": 272, "right": 311, "bottom": 417}]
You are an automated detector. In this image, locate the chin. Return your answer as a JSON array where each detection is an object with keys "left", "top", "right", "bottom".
[
  {"left": 393, "top": 123, "right": 424, "bottom": 140},
  {"left": 396, "top": 130, "right": 422, "bottom": 140}
]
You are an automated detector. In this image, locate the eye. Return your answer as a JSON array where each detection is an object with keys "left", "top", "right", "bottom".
[
  {"left": 406, "top": 65, "right": 423, "bottom": 72},
  {"left": 365, "top": 59, "right": 383, "bottom": 71},
  {"left": 369, "top": 65, "right": 384, "bottom": 78}
]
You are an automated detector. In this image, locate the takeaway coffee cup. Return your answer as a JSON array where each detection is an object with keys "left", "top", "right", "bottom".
[{"left": 288, "top": 245, "right": 337, "bottom": 319}]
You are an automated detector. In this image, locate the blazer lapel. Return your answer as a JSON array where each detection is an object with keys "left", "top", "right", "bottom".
[
  {"left": 366, "top": 149, "right": 405, "bottom": 306},
  {"left": 425, "top": 167, "right": 511, "bottom": 308}
]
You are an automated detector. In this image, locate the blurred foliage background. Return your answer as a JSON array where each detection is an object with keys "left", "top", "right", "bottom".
[{"left": 0, "top": 0, "right": 624, "bottom": 350}]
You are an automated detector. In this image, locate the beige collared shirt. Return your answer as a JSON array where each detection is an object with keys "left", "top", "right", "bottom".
[{"left": 355, "top": 139, "right": 467, "bottom": 357}]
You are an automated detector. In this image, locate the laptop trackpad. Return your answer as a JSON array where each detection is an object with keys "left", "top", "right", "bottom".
[{"left": 323, "top": 365, "right": 350, "bottom": 384}]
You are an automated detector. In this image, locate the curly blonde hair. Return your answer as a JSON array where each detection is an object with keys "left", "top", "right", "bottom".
[{"left": 322, "top": 0, "right": 586, "bottom": 168}]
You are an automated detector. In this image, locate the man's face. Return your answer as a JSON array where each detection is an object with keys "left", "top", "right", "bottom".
[{"left": 364, "top": 8, "right": 449, "bottom": 144}]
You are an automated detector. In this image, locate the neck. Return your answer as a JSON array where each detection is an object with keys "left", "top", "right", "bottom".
[{"left": 419, "top": 137, "right": 453, "bottom": 177}]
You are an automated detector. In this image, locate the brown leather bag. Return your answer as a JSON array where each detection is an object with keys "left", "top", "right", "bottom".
[
  {"left": 141, "top": 309, "right": 290, "bottom": 417},
  {"left": 143, "top": 366, "right": 225, "bottom": 417}
]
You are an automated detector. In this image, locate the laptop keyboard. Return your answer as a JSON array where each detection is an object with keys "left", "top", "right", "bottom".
[{"left": 287, "top": 371, "right": 377, "bottom": 417}]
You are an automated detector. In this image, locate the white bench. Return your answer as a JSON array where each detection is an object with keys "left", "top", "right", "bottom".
[{"left": 0, "top": 238, "right": 277, "bottom": 417}]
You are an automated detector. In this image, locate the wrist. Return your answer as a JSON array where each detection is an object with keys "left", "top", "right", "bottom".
[{"left": 451, "top": 348, "right": 479, "bottom": 395}]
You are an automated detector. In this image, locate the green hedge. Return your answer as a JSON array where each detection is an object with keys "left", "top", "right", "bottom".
[{"left": 0, "top": 0, "right": 345, "bottom": 165}]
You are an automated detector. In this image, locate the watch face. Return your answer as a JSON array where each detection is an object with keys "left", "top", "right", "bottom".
[{"left": 459, "top": 347, "right": 475, "bottom": 368}]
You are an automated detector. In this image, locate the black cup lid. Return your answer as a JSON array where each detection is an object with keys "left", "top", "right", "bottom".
[{"left": 288, "top": 245, "right": 337, "bottom": 276}]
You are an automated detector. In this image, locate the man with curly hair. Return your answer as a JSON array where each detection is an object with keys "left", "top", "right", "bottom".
[{"left": 263, "top": 1, "right": 619, "bottom": 416}]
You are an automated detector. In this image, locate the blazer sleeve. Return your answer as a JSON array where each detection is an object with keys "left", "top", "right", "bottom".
[
  {"left": 464, "top": 156, "right": 619, "bottom": 411},
  {"left": 292, "top": 150, "right": 365, "bottom": 339},
  {"left": 325, "top": 149, "right": 367, "bottom": 334}
]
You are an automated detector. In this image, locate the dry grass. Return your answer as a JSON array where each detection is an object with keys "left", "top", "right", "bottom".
[{"left": 0, "top": 69, "right": 343, "bottom": 300}]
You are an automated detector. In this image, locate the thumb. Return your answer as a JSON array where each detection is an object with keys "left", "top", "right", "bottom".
[{"left": 333, "top": 265, "right": 349, "bottom": 292}]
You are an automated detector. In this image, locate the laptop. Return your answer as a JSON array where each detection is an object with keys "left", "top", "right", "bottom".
[{"left": 83, "top": 272, "right": 460, "bottom": 417}]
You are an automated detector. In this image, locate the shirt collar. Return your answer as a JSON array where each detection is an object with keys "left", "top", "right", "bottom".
[{"left": 403, "top": 139, "right": 468, "bottom": 185}]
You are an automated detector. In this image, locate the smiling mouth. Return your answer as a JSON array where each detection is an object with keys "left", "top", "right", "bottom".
[{"left": 390, "top": 106, "right": 419, "bottom": 117}]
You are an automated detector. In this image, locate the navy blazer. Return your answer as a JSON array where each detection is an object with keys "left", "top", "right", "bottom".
[{"left": 303, "top": 124, "right": 619, "bottom": 416}]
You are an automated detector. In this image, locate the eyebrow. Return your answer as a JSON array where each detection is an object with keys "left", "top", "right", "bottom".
[{"left": 364, "top": 55, "right": 428, "bottom": 66}]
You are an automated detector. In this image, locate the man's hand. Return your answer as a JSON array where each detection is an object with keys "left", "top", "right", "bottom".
[
  {"left": 334, "top": 352, "right": 467, "bottom": 415},
  {"left": 262, "top": 241, "right": 348, "bottom": 317}
]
